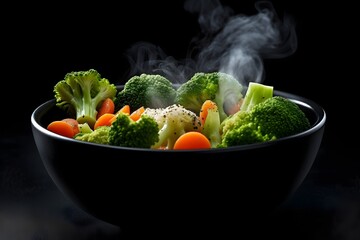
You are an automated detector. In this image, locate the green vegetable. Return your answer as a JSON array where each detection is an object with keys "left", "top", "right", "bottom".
[
  {"left": 202, "top": 105, "right": 221, "bottom": 148},
  {"left": 109, "top": 112, "right": 159, "bottom": 148},
  {"left": 240, "top": 82, "right": 274, "bottom": 112},
  {"left": 143, "top": 104, "right": 202, "bottom": 149},
  {"left": 219, "top": 86, "right": 311, "bottom": 147},
  {"left": 175, "top": 72, "right": 244, "bottom": 122},
  {"left": 78, "top": 122, "right": 93, "bottom": 134},
  {"left": 251, "top": 96, "right": 311, "bottom": 138},
  {"left": 74, "top": 126, "right": 111, "bottom": 145},
  {"left": 114, "top": 73, "right": 177, "bottom": 112},
  {"left": 54, "top": 69, "right": 117, "bottom": 128}
]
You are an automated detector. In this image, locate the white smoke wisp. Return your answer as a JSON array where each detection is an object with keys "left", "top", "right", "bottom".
[
  {"left": 125, "top": 41, "right": 197, "bottom": 84},
  {"left": 124, "top": 0, "right": 297, "bottom": 86},
  {"left": 191, "top": 0, "right": 298, "bottom": 86}
]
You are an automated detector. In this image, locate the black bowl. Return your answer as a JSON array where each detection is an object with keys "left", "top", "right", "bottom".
[{"left": 31, "top": 88, "right": 326, "bottom": 235}]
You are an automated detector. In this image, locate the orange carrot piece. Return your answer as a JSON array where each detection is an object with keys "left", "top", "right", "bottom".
[
  {"left": 47, "top": 120, "right": 76, "bottom": 138},
  {"left": 61, "top": 118, "right": 80, "bottom": 135},
  {"left": 97, "top": 98, "right": 115, "bottom": 119},
  {"left": 173, "top": 131, "right": 211, "bottom": 150},
  {"left": 94, "top": 113, "right": 116, "bottom": 130},
  {"left": 110, "top": 105, "right": 131, "bottom": 123},
  {"left": 116, "top": 105, "right": 130, "bottom": 115},
  {"left": 129, "top": 106, "right": 145, "bottom": 121},
  {"left": 200, "top": 100, "right": 217, "bottom": 126}
]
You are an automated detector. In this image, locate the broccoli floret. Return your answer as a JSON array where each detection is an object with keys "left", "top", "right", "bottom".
[
  {"left": 250, "top": 96, "right": 311, "bottom": 138},
  {"left": 54, "top": 69, "right": 117, "bottom": 128},
  {"left": 201, "top": 103, "right": 221, "bottom": 148},
  {"left": 219, "top": 111, "right": 274, "bottom": 147},
  {"left": 75, "top": 126, "right": 111, "bottom": 145},
  {"left": 109, "top": 112, "right": 159, "bottom": 148},
  {"left": 143, "top": 104, "right": 202, "bottom": 149},
  {"left": 219, "top": 96, "right": 311, "bottom": 147},
  {"left": 175, "top": 72, "right": 244, "bottom": 122},
  {"left": 114, "top": 73, "right": 177, "bottom": 112}
]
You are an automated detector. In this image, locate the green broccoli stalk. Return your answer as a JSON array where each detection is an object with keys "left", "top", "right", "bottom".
[
  {"left": 240, "top": 82, "right": 274, "bottom": 112},
  {"left": 201, "top": 104, "right": 221, "bottom": 148},
  {"left": 175, "top": 72, "right": 244, "bottom": 122},
  {"left": 114, "top": 73, "right": 177, "bottom": 112},
  {"left": 143, "top": 104, "right": 202, "bottom": 150},
  {"left": 74, "top": 126, "right": 111, "bottom": 145},
  {"left": 109, "top": 112, "right": 159, "bottom": 148},
  {"left": 219, "top": 95, "right": 311, "bottom": 147},
  {"left": 54, "top": 69, "right": 117, "bottom": 128}
]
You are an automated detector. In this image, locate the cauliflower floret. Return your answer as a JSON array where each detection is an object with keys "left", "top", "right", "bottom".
[{"left": 143, "top": 104, "right": 202, "bottom": 149}]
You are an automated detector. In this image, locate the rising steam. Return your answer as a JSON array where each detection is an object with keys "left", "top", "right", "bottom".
[{"left": 125, "top": 0, "right": 297, "bottom": 86}]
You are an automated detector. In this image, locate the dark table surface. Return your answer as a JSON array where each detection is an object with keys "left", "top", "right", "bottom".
[{"left": 1, "top": 0, "right": 357, "bottom": 239}]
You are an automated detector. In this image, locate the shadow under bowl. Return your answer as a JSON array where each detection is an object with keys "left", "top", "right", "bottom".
[{"left": 31, "top": 89, "right": 326, "bottom": 233}]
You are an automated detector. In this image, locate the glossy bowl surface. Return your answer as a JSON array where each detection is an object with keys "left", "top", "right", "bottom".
[{"left": 31, "top": 88, "right": 326, "bottom": 231}]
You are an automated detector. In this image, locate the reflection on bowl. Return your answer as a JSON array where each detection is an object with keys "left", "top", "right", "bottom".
[{"left": 31, "top": 88, "right": 326, "bottom": 235}]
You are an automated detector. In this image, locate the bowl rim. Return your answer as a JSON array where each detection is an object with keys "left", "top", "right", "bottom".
[{"left": 31, "top": 89, "right": 326, "bottom": 153}]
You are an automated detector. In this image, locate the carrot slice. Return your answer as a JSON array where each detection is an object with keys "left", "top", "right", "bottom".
[
  {"left": 200, "top": 100, "right": 217, "bottom": 126},
  {"left": 94, "top": 113, "right": 116, "bottom": 130},
  {"left": 116, "top": 105, "right": 130, "bottom": 115},
  {"left": 47, "top": 120, "right": 76, "bottom": 138},
  {"left": 110, "top": 105, "right": 131, "bottom": 123},
  {"left": 173, "top": 131, "right": 211, "bottom": 150},
  {"left": 97, "top": 98, "right": 115, "bottom": 119},
  {"left": 130, "top": 106, "right": 145, "bottom": 121},
  {"left": 61, "top": 118, "right": 80, "bottom": 135}
]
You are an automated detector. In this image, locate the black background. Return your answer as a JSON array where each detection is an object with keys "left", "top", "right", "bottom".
[
  {"left": 3, "top": 0, "right": 355, "bottom": 149},
  {"left": 1, "top": 0, "right": 357, "bottom": 239}
]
